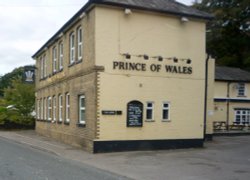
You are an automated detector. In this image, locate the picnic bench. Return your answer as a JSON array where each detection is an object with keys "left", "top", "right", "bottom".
[{"left": 213, "top": 121, "right": 227, "bottom": 131}]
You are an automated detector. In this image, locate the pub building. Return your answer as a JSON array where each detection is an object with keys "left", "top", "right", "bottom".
[{"left": 32, "top": 0, "right": 214, "bottom": 153}]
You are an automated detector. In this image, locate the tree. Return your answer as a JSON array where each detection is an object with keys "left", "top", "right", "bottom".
[
  {"left": 0, "top": 78, "right": 35, "bottom": 128},
  {"left": 193, "top": 0, "right": 250, "bottom": 70},
  {"left": 0, "top": 67, "right": 24, "bottom": 97}
]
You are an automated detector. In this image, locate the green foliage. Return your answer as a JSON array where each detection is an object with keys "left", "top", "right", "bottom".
[
  {"left": 0, "top": 67, "right": 24, "bottom": 97},
  {"left": 0, "top": 78, "right": 35, "bottom": 129},
  {"left": 193, "top": 0, "right": 250, "bottom": 70}
]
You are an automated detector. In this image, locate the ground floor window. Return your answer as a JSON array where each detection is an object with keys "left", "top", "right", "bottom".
[
  {"left": 41, "top": 98, "right": 43, "bottom": 120},
  {"left": 235, "top": 109, "right": 250, "bottom": 124},
  {"left": 58, "top": 94, "right": 63, "bottom": 122},
  {"left": 44, "top": 98, "right": 47, "bottom": 120},
  {"left": 37, "top": 100, "right": 40, "bottom": 119},
  {"left": 146, "top": 102, "right": 154, "bottom": 121},
  {"left": 65, "top": 93, "right": 70, "bottom": 123},
  {"left": 162, "top": 102, "right": 170, "bottom": 121},
  {"left": 53, "top": 96, "right": 56, "bottom": 122},
  {"left": 48, "top": 97, "right": 52, "bottom": 121},
  {"left": 79, "top": 95, "right": 86, "bottom": 124}
]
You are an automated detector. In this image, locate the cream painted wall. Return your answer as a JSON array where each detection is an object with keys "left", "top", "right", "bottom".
[
  {"left": 94, "top": 6, "right": 207, "bottom": 141},
  {"left": 214, "top": 81, "right": 250, "bottom": 98},
  {"left": 213, "top": 81, "right": 250, "bottom": 124}
]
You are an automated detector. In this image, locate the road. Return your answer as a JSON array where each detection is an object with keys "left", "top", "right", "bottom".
[{"left": 0, "top": 137, "right": 130, "bottom": 180}]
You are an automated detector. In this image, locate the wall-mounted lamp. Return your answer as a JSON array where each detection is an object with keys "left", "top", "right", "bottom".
[
  {"left": 124, "top": 53, "right": 131, "bottom": 59},
  {"left": 125, "top": 8, "right": 132, "bottom": 15},
  {"left": 158, "top": 56, "right": 163, "bottom": 61},
  {"left": 143, "top": 55, "right": 149, "bottom": 60},
  {"left": 58, "top": 33, "right": 64, "bottom": 38},
  {"left": 173, "top": 57, "right": 178, "bottom": 63},
  {"left": 186, "top": 59, "right": 192, "bottom": 64},
  {"left": 181, "top": 17, "right": 189, "bottom": 23},
  {"left": 79, "top": 12, "right": 86, "bottom": 19}
]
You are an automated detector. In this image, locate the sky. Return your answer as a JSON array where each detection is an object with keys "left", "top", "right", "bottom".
[{"left": 0, "top": 0, "right": 194, "bottom": 76}]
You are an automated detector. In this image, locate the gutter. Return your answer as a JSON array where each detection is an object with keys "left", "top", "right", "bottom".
[{"left": 203, "top": 54, "right": 210, "bottom": 140}]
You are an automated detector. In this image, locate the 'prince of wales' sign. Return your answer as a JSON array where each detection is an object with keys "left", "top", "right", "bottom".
[{"left": 113, "top": 61, "right": 192, "bottom": 74}]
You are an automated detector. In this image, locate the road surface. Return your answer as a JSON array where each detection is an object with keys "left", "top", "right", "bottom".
[{"left": 0, "top": 137, "right": 130, "bottom": 180}]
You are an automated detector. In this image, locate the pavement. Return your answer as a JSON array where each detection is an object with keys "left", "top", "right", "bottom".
[{"left": 0, "top": 130, "right": 250, "bottom": 180}]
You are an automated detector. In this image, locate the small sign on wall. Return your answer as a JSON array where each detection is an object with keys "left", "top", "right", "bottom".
[
  {"left": 127, "top": 100, "right": 143, "bottom": 127},
  {"left": 102, "top": 111, "right": 122, "bottom": 115}
]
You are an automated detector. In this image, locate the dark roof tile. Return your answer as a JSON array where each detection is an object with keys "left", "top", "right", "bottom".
[
  {"left": 93, "top": 0, "right": 213, "bottom": 20},
  {"left": 215, "top": 66, "right": 250, "bottom": 82}
]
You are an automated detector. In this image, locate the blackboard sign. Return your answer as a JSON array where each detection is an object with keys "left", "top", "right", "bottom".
[{"left": 127, "top": 101, "right": 143, "bottom": 127}]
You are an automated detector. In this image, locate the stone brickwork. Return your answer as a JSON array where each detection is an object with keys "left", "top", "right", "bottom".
[
  {"left": 36, "top": 70, "right": 98, "bottom": 152},
  {"left": 35, "top": 9, "right": 99, "bottom": 153}
]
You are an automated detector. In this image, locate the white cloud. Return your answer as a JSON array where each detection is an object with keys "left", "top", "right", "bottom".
[{"left": 0, "top": 0, "right": 193, "bottom": 75}]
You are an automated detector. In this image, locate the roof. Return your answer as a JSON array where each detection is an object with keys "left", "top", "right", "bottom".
[
  {"left": 215, "top": 66, "right": 250, "bottom": 82},
  {"left": 92, "top": 0, "right": 213, "bottom": 20},
  {"left": 32, "top": 0, "right": 213, "bottom": 58}
]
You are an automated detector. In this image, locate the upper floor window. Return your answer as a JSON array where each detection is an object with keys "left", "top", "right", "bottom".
[
  {"left": 66, "top": 93, "right": 70, "bottom": 123},
  {"left": 69, "top": 33, "right": 75, "bottom": 64},
  {"left": 52, "top": 47, "right": 57, "bottom": 73},
  {"left": 59, "top": 42, "right": 64, "bottom": 70},
  {"left": 77, "top": 27, "right": 83, "bottom": 61},
  {"left": 79, "top": 95, "right": 86, "bottom": 125},
  {"left": 146, "top": 102, "right": 154, "bottom": 121},
  {"left": 43, "top": 55, "right": 47, "bottom": 78},
  {"left": 238, "top": 83, "right": 246, "bottom": 96},
  {"left": 40, "top": 57, "right": 43, "bottom": 79},
  {"left": 162, "top": 102, "right": 170, "bottom": 121}
]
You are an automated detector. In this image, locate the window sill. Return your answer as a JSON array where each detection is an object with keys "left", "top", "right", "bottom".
[
  {"left": 64, "top": 121, "right": 70, "bottom": 125},
  {"left": 145, "top": 120, "right": 155, "bottom": 122},
  {"left": 39, "top": 77, "right": 48, "bottom": 81},
  {"left": 75, "top": 59, "right": 82, "bottom": 64},
  {"left": 237, "top": 95, "right": 247, "bottom": 98},
  {"left": 162, "top": 120, "right": 171, "bottom": 122},
  {"left": 68, "top": 62, "right": 76, "bottom": 68},
  {"left": 77, "top": 123, "right": 86, "bottom": 127}
]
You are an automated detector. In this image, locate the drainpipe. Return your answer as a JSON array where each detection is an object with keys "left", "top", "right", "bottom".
[
  {"left": 204, "top": 54, "right": 210, "bottom": 140},
  {"left": 226, "top": 82, "right": 231, "bottom": 131}
]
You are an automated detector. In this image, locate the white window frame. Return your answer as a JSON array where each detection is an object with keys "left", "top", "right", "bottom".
[
  {"left": 53, "top": 96, "right": 56, "bottom": 122},
  {"left": 77, "top": 27, "right": 83, "bottom": 61},
  {"left": 52, "top": 47, "right": 57, "bottom": 73},
  {"left": 146, "top": 102, "right": 154, "bottom": 121},
  {"left": 69, "top": 33, "right": 75, "bottom": 64},
  {"left": 162, "top": 102, "right": 170, "bottom": 121},
  {"left": 43, "top": 55, "right": 47, "bottom": 78},
  {"left": 238, "top": 83, "right": 246, "bottom": 96},
  {"left": 44, "top": 98, "right": 47, "bottom": 120},
  {"left": 235, "top": 109, "right": 250, "bottom": 124},
  {"left": 66, "top": 93, "right": 70, "bottom": 123},
  {"left": 58, "top": 94, "right": 63, "bottom": 122},
  {"left": 79, "top": 95, "right": 86, "bottom": 125},
  {"left": 41, "top": 98, "right": 43, "bottom": 120},
  {"left": 40, "top": 57, "right": 43, "bottom": 79},
  {"left": 37, "top": 100, "right": 40, "bottom": 119},
  {"left": 59, "top": 42, "right": 63, "bottom": 70},
  {"left": 48, "top": 97, "right": 52, "bottom": 121}
]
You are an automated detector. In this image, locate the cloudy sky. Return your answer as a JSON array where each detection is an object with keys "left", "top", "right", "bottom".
[{"left": 0, "top": 0, "right": 194, "bottom": 75}]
